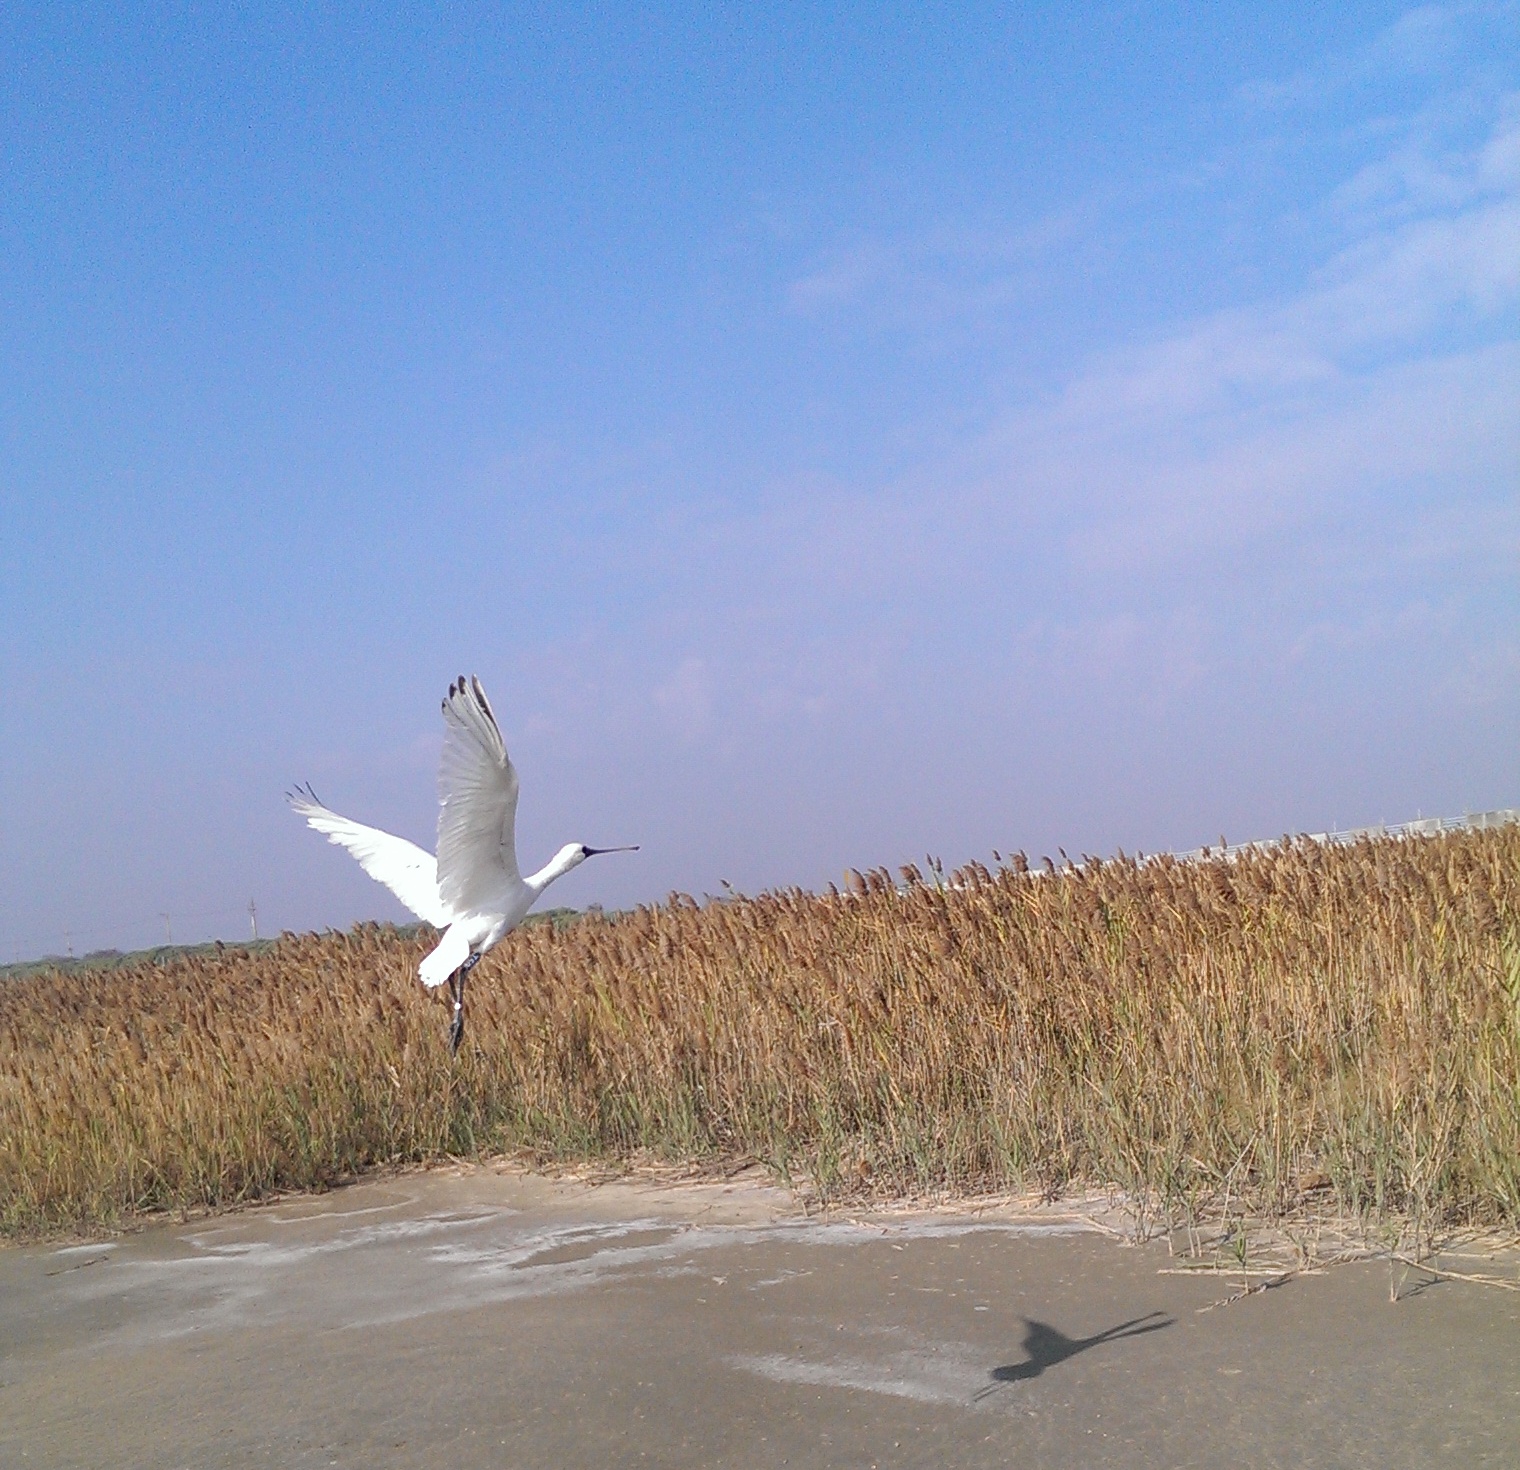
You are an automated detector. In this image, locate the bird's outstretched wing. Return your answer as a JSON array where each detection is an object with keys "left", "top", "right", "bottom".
[
  {"left": 436, "top": 675, "right": 521, "bottom": 914},
  {"left": 286, "top": 785, "right": 451, "bottom": 927}
]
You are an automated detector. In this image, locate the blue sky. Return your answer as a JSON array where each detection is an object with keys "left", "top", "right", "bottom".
[{"left": 2, "top": 3, "right": 1516, "bottom": 959}]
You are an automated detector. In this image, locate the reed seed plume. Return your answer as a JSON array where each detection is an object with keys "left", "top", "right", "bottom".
[{"left": 3, "top": 827, "right": 1519, "bottom": 1237}]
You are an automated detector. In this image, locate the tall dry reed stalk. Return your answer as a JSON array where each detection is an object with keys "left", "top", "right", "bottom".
[{"left": 3, "top": 827, "right": 1518, "bottom": 1237}]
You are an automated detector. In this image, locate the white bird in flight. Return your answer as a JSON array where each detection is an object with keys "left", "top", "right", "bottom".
[{"left": 288, "top": 675, "right": 637, "bottom": 1053}]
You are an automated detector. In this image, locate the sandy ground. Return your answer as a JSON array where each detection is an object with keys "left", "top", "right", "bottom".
[{"left": 2, "top": 1168, "right": 1518, "bottom": 1469}]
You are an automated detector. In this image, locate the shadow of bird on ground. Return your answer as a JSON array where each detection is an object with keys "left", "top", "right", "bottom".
[{"left": 975, "top": 1310, "right": 1173, "bottom": 1399}]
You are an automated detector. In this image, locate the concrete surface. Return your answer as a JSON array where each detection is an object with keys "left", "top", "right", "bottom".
[{"left": 2, "top": 1169, "right": 1517, "bottom": 1468}]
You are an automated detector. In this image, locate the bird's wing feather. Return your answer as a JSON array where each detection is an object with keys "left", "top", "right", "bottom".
[
  {"left": 287, "top": 787, "right": 451, "bottom": 927},
  {"left": 436, "top": 675, "right": 521, "bottom": 914}
]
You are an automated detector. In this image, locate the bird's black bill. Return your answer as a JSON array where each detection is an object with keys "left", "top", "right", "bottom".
[{"left": 584, "top": 845, "right": 640, "bottom": 856}]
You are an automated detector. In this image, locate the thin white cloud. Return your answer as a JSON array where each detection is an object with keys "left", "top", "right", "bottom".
[
  {"left": 942, "top": 95, "right": 1520, "bottom": 579},
  {"left": 501, "top": 31, "right": 1518, "bottom": 836},
  {"left": 781, "top": 205, "right": 1097, "bottom": 328},
  {"left": 1039, "top": 195, "right": 1519, "bottom": 442},
  {"left": 1238, "top": 2, "right": 1519, "bottom": 111}
]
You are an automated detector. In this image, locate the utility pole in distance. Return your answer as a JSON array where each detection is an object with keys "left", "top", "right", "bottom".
[
  {"left": 249, "top": 900, "right": 258, "bottom": 941},
  {"left": 161, "top": 913, "right": 172, "bottom": 946}
]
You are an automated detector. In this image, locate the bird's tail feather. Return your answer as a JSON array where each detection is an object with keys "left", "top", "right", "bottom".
[{"left": 419, "top": 926, "right": 472, "bottom": 988}]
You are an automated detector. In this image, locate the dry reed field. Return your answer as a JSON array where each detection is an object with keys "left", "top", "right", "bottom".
[{"left": 3, "top": 825, "right": 1519, "bottom": 1239}]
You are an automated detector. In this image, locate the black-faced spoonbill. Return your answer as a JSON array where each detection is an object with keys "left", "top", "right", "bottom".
[{"left": 288, "top": 675, "right": 637, "bottom": 1053}]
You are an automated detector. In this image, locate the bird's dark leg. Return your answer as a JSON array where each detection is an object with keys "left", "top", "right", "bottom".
[
  {"left": 448, "top": 952, "right": 482, "bottom": 1056},
  {"left": 447, "top": 971, "right": 462, "bottom": 1051}
]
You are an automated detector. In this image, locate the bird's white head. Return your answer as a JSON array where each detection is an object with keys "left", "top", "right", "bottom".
[
  {"left": 535, "top": 841, "right": 640, "bottom": 890},
  {"left": 552, "top": 842, "right": 591, "bottom": 877}
]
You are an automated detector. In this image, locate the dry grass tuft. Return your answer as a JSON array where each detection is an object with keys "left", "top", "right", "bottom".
[{"left": 3, "top": 826, "right": 1519, "bottom": 1238}]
